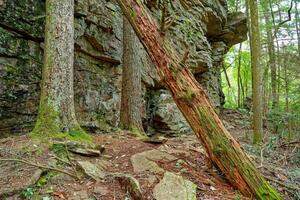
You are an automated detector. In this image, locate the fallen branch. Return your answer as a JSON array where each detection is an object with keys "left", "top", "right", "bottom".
[
  {"left": 0, "top": 158, "right": 78, "bottom": 179},
  {"left": 276, "top": 140, "right": 300, "bottom": 148},
  {"left": 264, "top": 175, "right": 300, "bottom": 192}
]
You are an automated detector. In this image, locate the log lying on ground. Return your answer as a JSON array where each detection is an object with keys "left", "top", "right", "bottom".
[{"left": 115, "top": 1, "right": 282, "bottom": 199}]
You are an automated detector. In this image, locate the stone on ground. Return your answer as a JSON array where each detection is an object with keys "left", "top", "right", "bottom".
[
  {"left": 93, "top": 185, "right": 109, "bottom": 195},
  {"left": 77, "top": 160, "right": 106, "bottom": 181},
  {"left": 153, "top": 171, "right": 197, "bottom": 200},
  {"left": 112, "top": 173, "right": 142, "bottom": 200},
  {"left": 69, "top": 190, "right": 89, "bottom": 200},
  {"left": 130, "top": 149, "right": 177, "bottom": 174}
]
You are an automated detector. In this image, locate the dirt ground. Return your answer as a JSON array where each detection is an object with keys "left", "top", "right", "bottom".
[{"left": 0, "top": 110, "right": 299, "bottom": 200}]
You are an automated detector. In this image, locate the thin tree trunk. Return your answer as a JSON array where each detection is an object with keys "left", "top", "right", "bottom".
[
  {"left": 32, "top": 0, "right": 82, "bottom": 135},
  {"left": 116, "top": 0, "right": 282, "bottom": 199},
  {"left": 283, "top": 47, "right": 292, "bottom": 140},
  {"left": 222, "top": 64, "right": 231, "bottom": 88},
  {"left": 262, "top": 62, "right": 269, "bottom": 118},
  {"left": 268, "top": 0, "right": 278, "bottom": 109},
  {"left": 237, "top": 43, "right": 242, "bottom": 108},
  {"left": 120, "top": 18, "right": 146, "bottom": 136},
  {"left": 246, "top": 0, "right": 254, "bottom": 93},
  {"left": 295, "top": 1, "right": 300, "bottom": 56},
  {"left": 235, "top": 0, "right": 240, "bottom": 12}
]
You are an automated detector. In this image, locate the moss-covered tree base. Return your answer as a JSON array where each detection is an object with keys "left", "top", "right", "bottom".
[{"left": 129, "top": 126, "right": 148, "bottom": 139}]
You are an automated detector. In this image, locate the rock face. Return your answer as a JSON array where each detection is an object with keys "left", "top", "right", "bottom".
[{"left": 0, "top": 0, "right": 247, "bottom": 135}]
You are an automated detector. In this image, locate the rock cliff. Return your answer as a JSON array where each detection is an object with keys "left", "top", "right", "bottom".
[{"left": 0, "top": 0, "right": 247, "bottom": 135}]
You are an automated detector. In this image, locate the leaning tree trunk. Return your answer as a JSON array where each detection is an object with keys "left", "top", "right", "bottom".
[
  {"left": 32, "top": 0, "right": 81, "bottom": 135},
  {"left": 116, "top": 0, "right": 282, "bottom": 199},
  {"left": 120, "top": 18, "right": 146, "bottom": 137}
]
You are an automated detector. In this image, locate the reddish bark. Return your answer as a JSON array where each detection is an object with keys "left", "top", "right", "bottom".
[{"left": 115, "top": 0, "right": 282, "bottom": 199}]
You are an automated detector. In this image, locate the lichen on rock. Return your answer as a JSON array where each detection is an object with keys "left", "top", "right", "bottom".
[{"left": 0, "top": 0, "right": 247, "bottom": 136}]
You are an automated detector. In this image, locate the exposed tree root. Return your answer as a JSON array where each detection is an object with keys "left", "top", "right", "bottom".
[{"left": 0, "top": 158, "right": 78, "bottom": 179}]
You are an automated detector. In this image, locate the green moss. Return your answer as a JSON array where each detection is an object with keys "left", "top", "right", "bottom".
[
  {"left": 96, "top": 117, "right": 111, "bottom": 132},
  {"left": 30, "top": 101, "right": 60, "bottom": 138},
  {"left": 30, "top": 97, "right": 92, "bottom": 144},
  {"left": 67, "top": 128, "right": 93, "bottom": 143},
  {"left": 130, "top": 126, "right": 148, "bottom": 139},
  {"left": 196, "top": 106, "right": 282, "bottom": 199},
  {"left": 36, "top": 171, "right": 57, "bottom": 187},
  {"left": 51, "top": 143, "right": 67, "bottom": 157},
  {"left": 179, "top": 90, "right": 196, "bottom": 102}
]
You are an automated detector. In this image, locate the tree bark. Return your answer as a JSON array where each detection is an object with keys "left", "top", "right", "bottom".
[
  {"left": 32, "top": 0, "right": 81, "bottom": 135},
  {"left": 120, "top": 18, "right": 146, "bottom": 136},
  {"left": 116, "top": 0, "right": 282, "bottom": 199},
  {"left": 249, "top": 0, "right": 263, "bottom": 144},
  {"left": 295, "top": 1, "right": 300, "bottom": 56},
  {"left": 237, "top": 43, "right": 245, "bottom": 108},
  {"left": 283, "top": 47, "right": 292, "bottom": 140},
  {"left": 267, "top": 0, "right": 278, "bottom": 109}
]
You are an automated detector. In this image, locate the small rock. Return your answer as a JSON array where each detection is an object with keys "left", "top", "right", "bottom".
[
  {"left": 153, "top": 171, "right": 197, "bottom": 200},
  {"left": 131, "top": 154, "right": 164, "bottom": 174},
  {"left": 77, "top": 161, "right": 106, "bottom": 181},
  {"left": 210, "top": 186, "right": 217, "bottom": 191},
  {"left": 93, "top": 186, "right": 109, "bottom": 195},
  {"left": 158, "top": 145, "right": 190, "bottom": 157},
  {"left": 146, "top": 175, "right": 157, "bottom": 185},
  {"left": 130, "top": 149, "right": 177, "bottom": 174},
  {"left": 50, "top": 174, "right": 73, "bottom": 185},
  {"left": 112, "top": 173, "right": 142, "bottom": 200},
  {"left": 69, "top": 191, "right": 89, "bottom": 200}
]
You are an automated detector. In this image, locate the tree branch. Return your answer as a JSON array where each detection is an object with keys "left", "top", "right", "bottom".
[{"left": 273, "top": 1, "right": 293, "bottom": 38}]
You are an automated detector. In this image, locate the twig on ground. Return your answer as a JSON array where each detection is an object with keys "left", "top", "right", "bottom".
[
  {"left": 50, "top": 153, "right": 72, "bottom": 165},
  {"left": 276, "top": 140, "right": 300, "bottom": 148},
  {"left": 64, "top": 143, "right": 80, "bottom": 179},
  {"left": 0, "top": 158, "right": 78, "bottom": 179},
  {"left": 264, "top": 175, "right": 300, "bottom": 192}
]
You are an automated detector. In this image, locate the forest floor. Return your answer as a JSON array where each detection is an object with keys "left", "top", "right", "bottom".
[{"left": 0, "top": 109, "right": 299, "bottom": 200}]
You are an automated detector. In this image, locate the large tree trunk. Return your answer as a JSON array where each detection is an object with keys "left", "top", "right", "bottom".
[
  {"left": 32, "top": 0, "right": 81, "bottom": 135},
  {"left": 249, "top": 0, "right": 263, "bottom": 144},
  {"left": 120, "top": 18, "right": 146, "bottom": 136},
  {"left": 116, "top": 0, "right": 282, "bottom": 199}
]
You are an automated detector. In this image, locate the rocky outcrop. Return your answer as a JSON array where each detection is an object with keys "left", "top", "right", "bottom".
[{"left": 0, "top": 0, "right": 247, "bottom": 135}]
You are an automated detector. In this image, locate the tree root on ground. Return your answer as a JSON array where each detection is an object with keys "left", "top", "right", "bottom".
[{"left": 0, "top": 158, "right": 78, "bottom": 179}]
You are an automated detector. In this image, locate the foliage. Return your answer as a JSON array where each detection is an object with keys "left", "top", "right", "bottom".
[
  {"left": 20, "top": 187, "right": 34, "bottom": 199},
  {"left": 222, "top": 0, "right": 300, "bottom": 142}
]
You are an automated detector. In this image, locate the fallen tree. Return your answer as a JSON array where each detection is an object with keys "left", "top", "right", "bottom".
[{"left": 115, "top": 0, "right": 282, "bottom": 199}]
